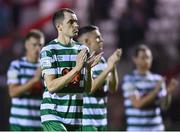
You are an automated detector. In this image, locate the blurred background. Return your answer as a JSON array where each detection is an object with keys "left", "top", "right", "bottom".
[{"left": 0, "top": 0, "right": 180, "bottom": 130}]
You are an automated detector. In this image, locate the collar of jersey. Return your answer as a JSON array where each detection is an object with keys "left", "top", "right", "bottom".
[{"left": 54, "top": 38, "right": 75, "bottom": 47}]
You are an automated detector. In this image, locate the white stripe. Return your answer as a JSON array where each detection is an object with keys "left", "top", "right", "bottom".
[
  {"left": 127, "top": 116, "right": 162, "bottom": 124},
  {"left": 20, "top": 69, "right": 36, "bottom": 75},
  {"left": 11, "top": 107, "right": 40, "bottom": 116},
  {"left": 10, "top": 117, "right": 41, "bottom": 127},
  {"left": 19, "top": 61, "right": 39, "bottom": 67},
  {"left": 43, "top": 91, "right": 83, "bottom": 100},
  {"left": 41, "top": 114, "right": 82, "bottom": 125},
  {"left": 83, "top": 97, "right": 106, "bottom": 104},
  {"left": 7, "top": 80, "right": 19, "bottom": 84},
  {"left": 83, "top": 108, "right": 107, "bottom": 115},
  {"left": 127, "top": 124, "right": 164, "bottom": 131},
  {"left": 56, "top": 55, "right": 77, "bottom": 62},
  {"left": 41, "top": 104, "right": 82, "bottom": 113},
  {"left": 92, "top": 63, "right": 107, "bottom": 71},
  {"left": 42, "top": 68, "right": 57, "bottom": 75},
  {"left": 135, "top": 82, "right": 156, "bottom": 90},
  {"left": 126, "top": 108, "right": 160, "bottom": 116},
  {"left": 12, "top": 98, "right": 41, "bottom": 106},
  {"left": 82, "top": 118, "right": 107, "bottom": 126},
  {"left": 124, "top": 99, "right": 132, "bottom": 106}
]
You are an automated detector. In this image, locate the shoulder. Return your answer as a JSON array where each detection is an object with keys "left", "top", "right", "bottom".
[
  {"left": 41, "top": 39, "right": 59, "bottom": 51},
  {"left": 149, "top": 72, "right": 163, "bottom": 81},
  {"left": 123, "top": 72, "right": 135, "bottom": 82},
  {"left": 73, "top": 41, "right": 89, "bottom": 51}
]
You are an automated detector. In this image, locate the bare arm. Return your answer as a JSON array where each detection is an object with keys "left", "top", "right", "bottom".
[
  {"left": 160, "top": 78, "right": 178, "bottom": 109},
  {"left": 108, "top": 66, "right": 119, "bottom": 93},
  {"left": 129, "top": 80, "right": 162, "bottom": 109},
  {"left": 91, "top": 66, "right": 112, "bottom": 93},
  {"left": 8, "top": 68, "right": 41, "bottom": 97},
  {"left": 91, "top": 49, "right": 121, "bottom": 93},
  {"left": 44, "top": 49, "right": 87, "bottom": 93}
]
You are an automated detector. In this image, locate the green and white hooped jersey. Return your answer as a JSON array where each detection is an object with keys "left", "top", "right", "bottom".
[
  {"left": 40, "top": 39, "right": 89, "bottom": 127},
  {"left": 122, "top": 70, "right": 167, "bottom": 131},
  {"left": 7, "top": 57, "right": 42, "bottom": 129},
  {"left": 83, "top": 57, "right": 108, "bottom": 128}
]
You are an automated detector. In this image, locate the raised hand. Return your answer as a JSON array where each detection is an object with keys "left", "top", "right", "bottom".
[
  {"left": 107, "top": 48, "right": 122, "bottom": 69},
  {"left": 75, "top": 48, "right": 87, "bottom": 71},
  {"left": 33, "top": 68, "right": 42, "bottom": 82},
  {"left": 167, "top": 78, "right": 178, "bottom": 94},
  {"left": 87, "top": 51, "right": 103, "bottom": 68}
]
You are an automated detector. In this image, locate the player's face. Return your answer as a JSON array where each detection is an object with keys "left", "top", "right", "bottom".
[
  {"left": 88, "top": 29, "right": 103, "bottom": 53},
  {"left": 134, "top": 49, "right": 152, "bottom": 70},
  {"left": 26, "top": 37, "right": 44, "bottom": 61},
  {"left": 61, "top": 12, "right": 79, "bottom": 38}
]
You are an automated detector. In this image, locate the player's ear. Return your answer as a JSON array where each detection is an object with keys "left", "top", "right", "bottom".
[
  {"left": 57, "top": 23, "right": 63, "bottom": 31},
  {"left": 85, "top": 38, "right": 90, "bottom": 47},
  {"left": 132, "top": 56, "right": 137, "bottom": 64},
  {"left": 25, "top": 41, "right": 29, "bottom": 51}
]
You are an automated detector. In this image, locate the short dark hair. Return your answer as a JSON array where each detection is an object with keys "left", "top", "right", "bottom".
[
  {"left": 52, "top": 8, "right": 75, "bottom": 28},
  {"left": 24, "top": 29, "right": 44, "bottom": 42},
  {"left": 133, "top": 44, "right": 150, "bottom": 57},
  {"left": 78, "top": 25, "right": 99, "bottom": 38}
]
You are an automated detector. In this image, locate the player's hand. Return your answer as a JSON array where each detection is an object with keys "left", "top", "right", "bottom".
[
  {"left": 107, "top": 49, "right": 122, "bottom": 69},
  {"left": 87, "top": 51, "right": 103, "bottom": 68},
  {"left": 155, "top": 78, "right": 165, "bottom": 92},
  {"left": 75, "top": 49, "right": 87, "bottom": 71},
  {"left": 167, "top": 78, "right": 178, "bottom": 94},
  {"left": 32, "top": 68, "right": 42, "bottom": 83}
]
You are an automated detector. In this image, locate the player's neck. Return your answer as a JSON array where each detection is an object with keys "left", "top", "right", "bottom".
[
  {"left": 137, "top": 68, "right": 149, "bottom": 75},
  {"left": 57, "top": 34, "right": 72, "bottom": 45},
  {"left": 26, "top": 54, "right": 38, "bottom": 63}
]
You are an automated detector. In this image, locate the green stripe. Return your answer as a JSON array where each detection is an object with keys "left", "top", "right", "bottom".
[
  {"left": 11, "top": 114, "right": 40, "bottom": 120},
  {"left": 83, "top": 103, "right": 106, "bottom": 109},
  {"left": 10, "top": 124, "right": 42, "bottom": 131},
  {"left": 42, "top": 98, "right": 83, "bottom": 106},
  {"left": 57, "top": 61, "right": 76, "bottom": 67},
  {"left": 128, "top": 123, "right": 162, "bottom": 127},
  {"left": 20, "top": 65, "right": 37, "bottom": 70},
  {"left": 42, "top": 120, "right": 82, "bottom": 131},
  {"left": 125, "top": 105, "right": 157, "bottom": 109},
  {"left": 83, "top": 114, "right": 106, "bottom": 119},
  {"left": 12, "top": 104, "right": 40, "bottom": 110},
  {"left": 51, "top": 49, "right": 79, "bottom": 55},
  {"left": 57, "top": 86, "right": 84, "bottom": 93},
  {"left": 41, "top": 109, "right": 82, "bottom": 119},
  {"left": 18, "top": 74, "right": 33, "bottom": 79},
  {"left": 93, "top": 70, "right": 103, "bottom": 76},
  {"left": 126, "top": 114, "right": 159, "bottom": 118}
]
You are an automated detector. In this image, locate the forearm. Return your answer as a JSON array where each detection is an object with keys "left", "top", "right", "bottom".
[
  {"left": 131, "top": 88, "right": 159, "bottom": 108},
  {"left": 9, "top": 78, "right": 37, "bottom": 97},
  {"left": 85, "top": 67, "right": 92, "bottom": 93},
  {"left": 91, "top": 67, "right": 112, "bottom": 93},
  {"left": 160, "top": 90, "right": 172, "bottom": 109},
  {"left": 109, "top": 66, "right": 118, "bottom": 93},
  {"left": 46, "top": 67, "right": 80, "bottom": 93}
]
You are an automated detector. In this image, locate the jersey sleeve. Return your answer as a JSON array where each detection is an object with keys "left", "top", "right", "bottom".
[
  {"left": 7, "top": 60, "right": 20, "bottom": 85},
  {"left": 40, "top": 47, "right": 57, "bottom": 77}
]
